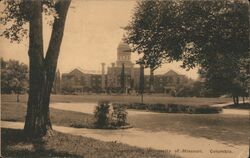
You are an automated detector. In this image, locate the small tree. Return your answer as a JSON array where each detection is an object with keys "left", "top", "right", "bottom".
[{"left": 1, "top": 58, "right": 29, "bottom": 102}]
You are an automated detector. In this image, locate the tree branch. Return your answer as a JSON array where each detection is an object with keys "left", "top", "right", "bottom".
[{"left": 44, "top": 0, "right": 71, "bottom": 69}]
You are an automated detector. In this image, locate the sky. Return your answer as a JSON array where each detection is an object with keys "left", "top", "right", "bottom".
[{"left": 0, "top": 0, "right": 199, "bottom": 79}]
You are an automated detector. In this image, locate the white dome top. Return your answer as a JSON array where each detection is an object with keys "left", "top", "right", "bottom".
[{"left": 117, "top": 41, "right": 131, "bottom": 53}]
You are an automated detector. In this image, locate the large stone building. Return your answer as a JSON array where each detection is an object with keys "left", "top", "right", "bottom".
[
  {"left": 60, "top": 68, "right": 102, "bottom": 94},
  {"left": 54, "top": 40, "right": 189, "bottom": 94},
  {"left": 105, "top": 40, "right": 140, "bottom": 93}
]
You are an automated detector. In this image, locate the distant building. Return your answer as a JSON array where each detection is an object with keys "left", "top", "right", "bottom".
[
  {"left": 61, "top": 68, "right": 102, "bottom": 94},
  {"left": 57, "top": 39, "right": 189, "bottom": 94},
  {"left": 146, "top": 70, "right": 188, "bottom": 94},
  {"left": 52, "top": 69, "right": 61, "bottom": 94},
  {"left": 106, "top": 40, "right": 140, "bottom": 93}
]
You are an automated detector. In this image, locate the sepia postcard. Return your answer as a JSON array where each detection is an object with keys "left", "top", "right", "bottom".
[{"left": 0, "top": 0, "right": 249, "bottom": 157}]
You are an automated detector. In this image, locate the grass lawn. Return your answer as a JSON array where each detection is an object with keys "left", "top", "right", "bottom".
[
  {"left": 2, "top": 128, "right": 177, "bottom": 158},
  {"left": 128, "top": 113, "right": 249, "bottom": 145},
  {"left": 223, "top": 103, "right": 250, "bottom": 109},
  {"left": 1, "top": 101, "right": 94, "bottom": 128},
  {"left": 2, "top": 95, "right": 249, "bottom": 146},
  {"left": 1, "top": 94, "right": 232, "bottom": 106}
]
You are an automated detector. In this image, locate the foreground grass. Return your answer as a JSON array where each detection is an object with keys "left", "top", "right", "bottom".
[
  {"left": 1, "top": 101, "right": 94, "bottom": 128},
  {"left": 1, "top": 94, "right": 232, "bottom": 106},
  {"left": 2, "top": 128, "right": 176, "bottom": 158}
]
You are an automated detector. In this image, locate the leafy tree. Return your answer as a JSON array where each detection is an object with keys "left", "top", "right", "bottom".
[
  {"left": 1, "top": 58, "right": 7, "bottom": 68},
  {"left": 125, "top": 0, "right": 249, "bottom": 103},
  {"left": 1, "top": 58, "right": 29, "bottom": 101},
  {"left": 1, "top": 0, "right": 71, "bottom": 138},
  {"left": 175, "top": 80, "right": 218, "bottom": 98}
]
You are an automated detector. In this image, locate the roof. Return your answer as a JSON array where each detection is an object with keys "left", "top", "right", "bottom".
[
  {"left": 117, "top": 40, "right": 131, "bottom": 53},
  {"left": 68, "top": 67, "right": 101, "bottom": 75},
  {"left": 68, "top": 68, "right": 84, "bottom": 76},
  {"left": 164, "top": 70, "right": 179, "bottom": 76}
]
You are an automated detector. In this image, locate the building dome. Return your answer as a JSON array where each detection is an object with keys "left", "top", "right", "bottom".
[{"left": 117, "top": 41, "right": 131, "bottom": 53}]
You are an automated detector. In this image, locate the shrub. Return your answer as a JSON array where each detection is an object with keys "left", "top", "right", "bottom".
[
  {"left": 192, "top": 106, "right": 222, "bottom": 114},
  {"left": 94, "top": 101, "right": 110, "bottom": 128},
  {"left": 113, "top": 102, "right": 222, "bottom": 114},
  {"left": 112, "top": 104, "right": 128, "bottom": 127},
  {"left": 128, "top": 102, "right": 147, "bottom": 110},
  {"left": 94, "top": 102, "right": 129, "bottom": 129}
]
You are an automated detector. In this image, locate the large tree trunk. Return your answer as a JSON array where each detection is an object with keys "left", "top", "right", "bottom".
[
  {"left": 24, "top": 0, "right": 71, "bottom": 138},
  {"left": 24, "top": 0, "right": 48, "bottom": 138},
  {"left": 232, "top": 96, "right": 239, "bottom": 105},
  {"left": 139, "top": 64, "right": 144, "bottom": 103},
  {"left": 149, "top": 68, "right": 154, "bottom": 94}
]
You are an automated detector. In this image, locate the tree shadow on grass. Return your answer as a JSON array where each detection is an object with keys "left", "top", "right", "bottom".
[
  {"left": 1, "top": 128, "right": 82, "bottom": 158},
  {"left": 128, "top": 114, "right": 250, "bottom": 145},
  {"left": 223, "top": 103, "right": 250, "bottom": 109}
]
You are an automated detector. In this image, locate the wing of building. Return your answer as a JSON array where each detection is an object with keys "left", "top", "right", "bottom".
[{"left": 52, "top": 39, "right": 190, "bottom": 95}]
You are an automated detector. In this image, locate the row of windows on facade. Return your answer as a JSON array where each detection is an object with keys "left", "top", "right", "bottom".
[
  {"left": 106, "top": 75, "right": 182, "bottom": 83},
  {"left": 62, "top": 79, "right": 182, "bottom": 87},
  {"left": 62, "top": 75, "right": 182, "bottom": 83},
  {"left": 118, "top": 55, "right": 130, "bottom": 60}
]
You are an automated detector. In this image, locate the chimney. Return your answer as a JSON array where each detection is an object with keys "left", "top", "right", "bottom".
[{"left": 101, "top": 63, "right": 105, "bottom": 90}]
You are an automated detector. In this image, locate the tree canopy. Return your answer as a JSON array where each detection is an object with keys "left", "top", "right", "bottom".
[
  {"left": 1, "top": 58, "right": 29, "bottom": 94},
  {"left": 1, "top": 0, "right": 57, "bottom": 43},
  {"left": 125, "top": 0, "right": 249, "bottom": 99}
]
